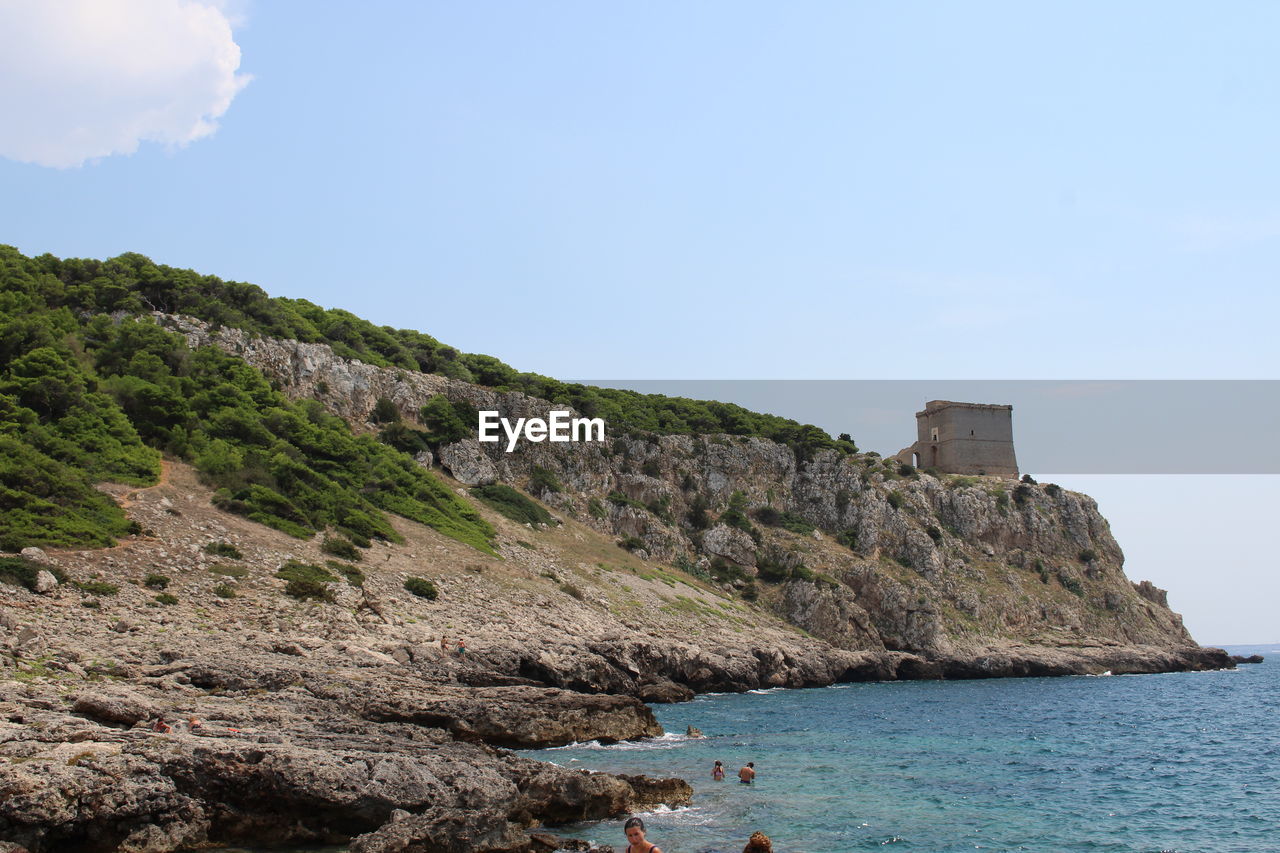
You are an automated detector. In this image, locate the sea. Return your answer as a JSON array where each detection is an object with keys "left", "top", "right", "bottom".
[
  {"left": 517, "top": 644, "right": 1279, "bottom": 853},
  {"left": 214, "top": 644, "right": 1278, "bottom": 853}
]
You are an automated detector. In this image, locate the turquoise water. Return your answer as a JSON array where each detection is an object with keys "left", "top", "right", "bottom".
[{"left": 522, "top": 646, "right": 1279, "bottom": 853}]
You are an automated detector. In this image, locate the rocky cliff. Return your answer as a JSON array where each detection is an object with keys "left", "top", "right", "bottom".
[
  {"left": 0, "top": 315, "right": 1228, "bottom": 852},
  {"left": 160, "top": 312, "right": 1214, "bottom": 675}
]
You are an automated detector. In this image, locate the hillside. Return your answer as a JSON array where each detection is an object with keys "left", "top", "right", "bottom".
[{"left": 0, "top": 248, "right": 1230, "bottom": 852}]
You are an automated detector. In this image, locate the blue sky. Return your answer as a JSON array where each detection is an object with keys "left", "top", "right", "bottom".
[{"left": 1, "top": 1, "right": 1275, "bottom": 641}]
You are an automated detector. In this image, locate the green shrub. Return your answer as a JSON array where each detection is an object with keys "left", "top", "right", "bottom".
[
  {"left": 588, "top": 498, "right": 607, "bottom": 519},
  {"left": 708, "top": 557, "right": 745, "bottom": 583},
  {"left": 470, "top": 484, "right": 556, "bottom": 526},
  {"left": 925, "top": 525, "right": 942, "bottom": 543},
  {"left": 1013, "top": 484, "right": 1033, "bottom": 506},
  {"left": 320, "top": 535, "right": 362, "bottom": 561},
  {"left": 1078, "top": 549, "right": 1097, "bottom": 563},
  {"left": 326, "top": 560, "right": 365, "bottom": 586},
  {"left": 607, "top": 491, "right": 646, "bottom": 511},
  {"left": 276, "top": 560, "right": 335, "bottom": 601},
  {"left": 561, "top": 582, "right": 585, "bottom": 600},
  {"left": 641, "top": 459, "right": 662, "bottom": 477},
  {"left": 1045, "top": 483, "right": 1062, "bottom": 497},
  {"left": 618, "top": 535, "right": 646, "bottom": 552},
  {"left": 370, "top": 396, "right": 400, "bottom": 424},
  {"left": 886, "top": 490, "right": 905, "bottom": 510},
  {"left": 720, "top": 491, "right": 758, "bottom": 537},
  {"left": 1021, "top": 474, "right": 1038, "bottom": 484},
  {"left": 949, "top": 476, "right": 979, "bottom": 489},
  {"left": 529, "top": 466, "right": 563, "bottom": 494},
  {"left": 213, "top": 583, "right": 236, "bottom": 598},
  {"left": 404, "top": 576, "right": 438, "bottom": 599},
  {"left": 686, "top": 496, "right": 711, "bottom": 530},
  {"left": 203, "top": 541, "right": 242, "bottom": 559},
  {"left": 284, "top": 579, "right": 334, "bottom": 602},
  {"left": 143, "top": 573, "right": 170, "bottom": 589},
  {"left": 752, "top": 507, "right": 815, "bottom": 535},
  {"left": 0, "top": 557, "right": 66, "bottom": 590},
  {"left": 756, "top": 558, "right": 799, "bottom": 584},
  {"left": 417, "top": 395, "right": 474, "bottom": 446},
  {"left": 208, "top": 563, "right": 249, "bottom": 578},
  {"left": 1059, "top": 574, "right": 1084, "bottom": 596},
  {"left": 378, "top": 421, "right": 432, "bottom": 454},
  {"left": 646, "top": 495, "right": 673, "bottom": 524},
  {"left": 154, "top": 592, "right": 178, "bottom": 605},
  {"left": 836, "top": 528, "right": 859, "bottom": 551},
  {"left": 73, "top": 580, "right": 119, "bottom": 596}
]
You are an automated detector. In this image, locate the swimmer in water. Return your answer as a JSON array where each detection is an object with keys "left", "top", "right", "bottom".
[
  {"left": 623, "top": 816, "right": 662, "bottom": 853},
  {"left": 738, "top": 761, "right": 756, "bottom": 784}
]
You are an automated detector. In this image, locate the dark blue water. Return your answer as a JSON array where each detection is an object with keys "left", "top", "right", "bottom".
[{"left": 522, "top": 646, "right": 1279, "bottom": 853}]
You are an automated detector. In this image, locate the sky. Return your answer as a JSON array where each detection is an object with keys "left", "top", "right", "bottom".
[{"left": 0, "top": 1, "right": 1275, "bottom": 642}]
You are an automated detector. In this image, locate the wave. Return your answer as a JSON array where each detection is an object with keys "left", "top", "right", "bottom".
[{"left": 545, "top": 731, "right": 700, "bottom": 751}]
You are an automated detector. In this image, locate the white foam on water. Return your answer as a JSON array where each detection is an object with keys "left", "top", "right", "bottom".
[{"left": 544, "top": 731, "right": 699, "bottom": 752}]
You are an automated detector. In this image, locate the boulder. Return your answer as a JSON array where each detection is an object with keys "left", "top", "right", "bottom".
[
  {"left": 33, "top": 570, "right": 59, "bottom": 594},
  {"left": 19, "top": 547, "right": 49, "bottom": 563},
  {"left": 437, "top": 440, "right": 499, "bottom": 486},
  {"left": 348, "top": 807, "right": 529, "bottom": 853},
  {"left": 702, "top": 524, "right": 757, "bottom": 568},
  {"left": 72, "top": 688, "right": 162, "bottom": 727}
]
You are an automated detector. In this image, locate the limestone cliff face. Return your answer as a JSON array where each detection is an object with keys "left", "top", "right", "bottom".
[{"left": 159, "top": 314, "right": 1197, "bottom": 664}]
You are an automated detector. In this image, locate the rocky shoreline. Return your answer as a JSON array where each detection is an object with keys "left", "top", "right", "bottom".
[
  {"left": 0, "top": 576, "right": 1232, "bottom": 853},
  {"left": 0, "top": 319, "right": 1238, "bottom": 851}
]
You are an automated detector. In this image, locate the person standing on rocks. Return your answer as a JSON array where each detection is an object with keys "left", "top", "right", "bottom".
[{"left": 738, "top": 762, "right": 756, "bottom": 784}]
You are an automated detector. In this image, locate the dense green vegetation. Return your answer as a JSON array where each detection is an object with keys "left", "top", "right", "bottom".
[
  {"left": 1, "top": 245, "right": 494, "bottom": 554},
  {"left": 1, "top": 247, "right": 853, "bottom": 457},
  {"left": 470, "top": 483, "right": 556, "bottom": 527},
  {"left": 1, "top": 243, "right": 861, "bottom": 554}
]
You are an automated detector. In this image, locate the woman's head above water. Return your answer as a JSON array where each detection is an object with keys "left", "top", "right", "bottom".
[{"left": 624, "top": 816, "right": 646, "bottom": 844}]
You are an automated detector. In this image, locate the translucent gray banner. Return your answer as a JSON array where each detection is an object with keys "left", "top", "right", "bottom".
[{"left": 575, "top": 380, "right": 1279, "bottom": 475}]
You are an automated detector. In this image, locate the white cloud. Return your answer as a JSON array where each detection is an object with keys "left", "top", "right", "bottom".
[{"left": 0, "top": 0, "right": 251, "bottom": 168}]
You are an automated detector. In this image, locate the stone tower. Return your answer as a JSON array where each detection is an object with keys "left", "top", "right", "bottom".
[{"left": 895, "top": 400, "right": 1019, "bottom": 478}]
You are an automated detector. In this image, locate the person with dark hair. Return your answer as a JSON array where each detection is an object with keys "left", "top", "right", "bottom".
[
  {"left": 623, "top": 816, "right": 662, "bottom": 853},
  {"left": 712, "top": 759, "right": 725, "bottom": 781},
  {"left": 738, "top": 761, "right": 756, "bottom": 784},
  {"left": 743, "top": 830, "right": 773, "bottom": 853}
]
